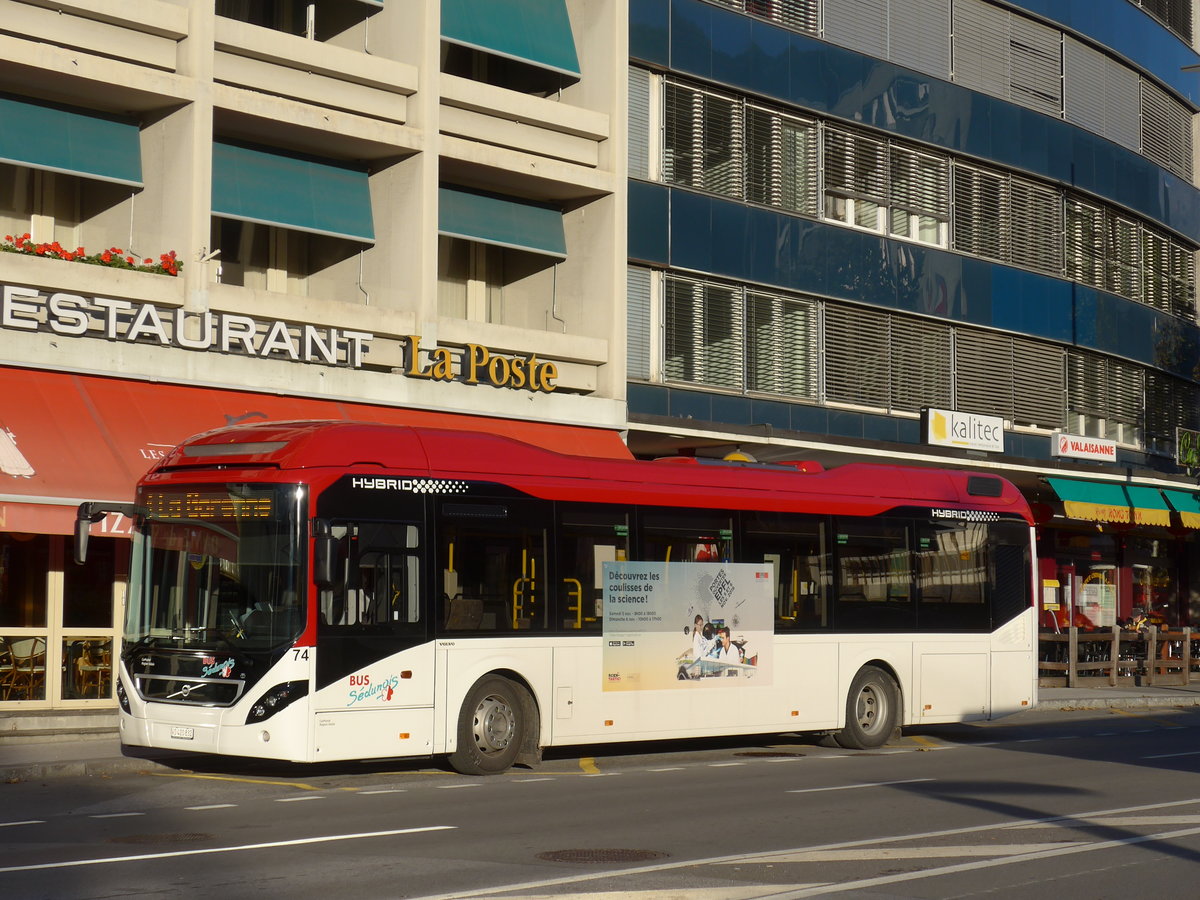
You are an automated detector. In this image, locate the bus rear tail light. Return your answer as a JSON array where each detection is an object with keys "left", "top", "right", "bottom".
[{"left": 246, "top": 680, "right": 309, "bottom": 724}]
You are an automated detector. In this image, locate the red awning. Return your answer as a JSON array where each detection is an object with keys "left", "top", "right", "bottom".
[{"left": 0, "top": 367, "right": 630, "bottom": 536}]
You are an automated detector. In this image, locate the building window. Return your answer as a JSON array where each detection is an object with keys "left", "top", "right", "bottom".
[
  {"left": 823, "top": 127, "right": 888, "bottom": 234},
  {"left": 1068, "top": 350, "right": 1145, "bottom": 447},
  {"left": 437, "top": 236, "right": 559, "bottom": 329},
  {"left": 0, "top": 163, "right": 133, "bottom": 255},
  {"left": 216, "top": 0, "right": 378, "bottom": 41},
  {"left": 211, "top": 219, "right": 362, "bottom": 298},
  {"left": 746, "top": 105, "right": 818, "bottom": 216},
  {"left": 663, "top": 80, "right": 743, "bottom": 199},
  {"left": 889, "top": 145, "right": 950, "bottom": 247},
  {"left": 746, "top": 291, "right": 818, "bottom": 400},
  {"left": 664, "top": 275, "right": 745, "bottom": 391},
  {"left": 1130, "top": 0, "right": 1193, "bottom": 47}
]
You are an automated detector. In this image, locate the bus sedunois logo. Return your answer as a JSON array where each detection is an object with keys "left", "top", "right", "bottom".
[{"left": 351, "top": 477, "right": 468, "bottom": 494}]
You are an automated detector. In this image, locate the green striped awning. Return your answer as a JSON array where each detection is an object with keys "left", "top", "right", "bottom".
[
  {"left": 1046, "top": 478, "right": 1171, "bottom": 527},
  {"left": 1163, "top": 488, "right": 1200, "bottom": 528},
  {"left": 211, "top": 143, "right": 374, "bottom": 243},
  {"left": 438, "top": 186, "right": 565, "bottom": 259},
  {"left": 441, "top": 0, "right": 580, "bottom": 81},
  {"left": 0, "top": 95, "right": 141, "bottom": 187}
]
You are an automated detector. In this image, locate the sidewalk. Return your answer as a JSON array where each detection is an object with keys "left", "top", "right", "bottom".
[{"left": 4, "top": 683, "right": 1200, "bottom": 783}]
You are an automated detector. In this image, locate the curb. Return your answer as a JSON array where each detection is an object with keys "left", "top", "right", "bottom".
[{"left": 1035, "top": 696, "right": 1200, "bottom": 711}]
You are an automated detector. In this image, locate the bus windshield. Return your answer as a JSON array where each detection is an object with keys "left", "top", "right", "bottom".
[{"left": 125, "top": 483, "right": 306, "bottom": 653}]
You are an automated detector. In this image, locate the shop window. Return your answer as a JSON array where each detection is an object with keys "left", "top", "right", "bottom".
[
  {"left": 834, "top": 519, "right": 915, "bottom": 630},
  {"left": 0, "top": 534, "right": 49, "bottom": 628},
  {"left": 436, "top": 236, "right": 558, "bottom": 328},
  {"left": 0, "top": 634, "right": 45, "bottom": 701},
  {"left": 741, "top": 512, "right": 830, "bottom": 631},
  {"left": 436, "top": 499, "right": 550, "bottom": 633},
  {"left": 556, "top": 504, "right": 631, "bottom": 632},
  {"left": 62, "top": 637, "right": 112, "bottom": 701},
  {"left": 211, "top": 218, "right": 362, "bottom": 299},
  {"left": 62, "top": 536, "right": 122, "bottom": 629}
]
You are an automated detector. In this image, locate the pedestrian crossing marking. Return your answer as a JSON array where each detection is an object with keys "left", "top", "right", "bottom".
[{"left": 717, "top": 842, "right": 1086, "bottom": 863}]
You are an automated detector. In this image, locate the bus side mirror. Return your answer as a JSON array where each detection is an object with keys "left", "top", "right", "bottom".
[
  {"left": 75, "top": 510, "right": 96, "bottom": 565},
  {"left": 75, "top": 502, "right": 134, "bottom": 565},
  {"left": 313, "top": 534, "right": 337, "bottom": 587}
]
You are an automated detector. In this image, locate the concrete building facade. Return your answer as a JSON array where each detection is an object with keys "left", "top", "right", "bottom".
[{"left": 625, "top": 0, "right": 1200, "bottom": 641}]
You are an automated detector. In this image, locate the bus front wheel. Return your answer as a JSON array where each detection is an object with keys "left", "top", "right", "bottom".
[
  {"left": 449, "top": 676, "right": 526, "bottom": 775},
  {"left": 834, "top": 666, "right": 898, "bottom": 749}
]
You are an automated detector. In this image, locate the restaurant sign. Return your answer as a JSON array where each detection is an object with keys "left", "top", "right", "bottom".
[
  {"left": 1178, "top": 427, "right": 1200, "bottom": 472},
  {"left": 1052, "top": 433, "right": 1117, "bottom": 462},
  {"left": 0, "top": 284, "right": 556, "bottom": 392}
]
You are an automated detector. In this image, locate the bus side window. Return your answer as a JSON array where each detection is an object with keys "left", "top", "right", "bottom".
[
  {"left": 833, "top": 518, "right": 915, "bottom": 631},
  {"left": 319, "top": 522, "right": 421, "bottom": 633},
  {"left": 741, "top": 512, "right": 830, "bottom": 631},
  {"left": 436, "top": 499, "right": 550, "bottom": 633},
  {"left": 638, "top": 510, "right": 733, "bottom": 564},
  {"left": 556, "top": 504, "right": 631, "bottom": 631}
]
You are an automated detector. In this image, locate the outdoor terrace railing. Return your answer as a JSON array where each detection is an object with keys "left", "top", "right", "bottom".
[{"left": 1038, "top": 626, "right": 1198, "bottom": 688}]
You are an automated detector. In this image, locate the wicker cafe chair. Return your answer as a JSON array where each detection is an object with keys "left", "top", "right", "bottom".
[
  {"left": 76, "top": 642, "right": 111, "bottom": 698},
  {"left": 8, "top": 637, "right": 47, "bottom": 700},
  {"left": 0, "top": 637, "right": 16, "bottom": 700}
]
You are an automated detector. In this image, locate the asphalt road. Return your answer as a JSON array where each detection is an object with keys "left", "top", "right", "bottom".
[{"left": 2, "top": 705, "right": 1199, "bottom": 899}]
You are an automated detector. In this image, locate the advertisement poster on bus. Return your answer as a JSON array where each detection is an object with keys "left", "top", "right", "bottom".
[{"left": 602, "top": 561, "right": 773, "bottom": 691}]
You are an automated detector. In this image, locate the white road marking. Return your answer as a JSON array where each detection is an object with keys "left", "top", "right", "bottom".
[
  {"left": 89, "top": 813, "right": 144, "bottom": 819},
  {"left": 276, "top": 796, "right": 323, "bottom": 802},
  {"left": 733, "top": 842, "right": 1087, "bottom": 863},
  {"left": 777, "top": 824, "right": 1200, "bottom": 897},
  {"left": 0, "top": 820, "right": 44, "bottom": 827},
  {"left": 647, "top": 767, "right": 686, "bottom": 772},
  {"left": 1143, "top": 749, "right": 1200, "bottom": 759},
  {"left": 709, "top": 762, "right": 745, "bottom": 767},
  {"left": 359, "top": 789, "right": 408, "bottom": 794},
  {"left": 512, "top": 778, "right": 555, "bottom": 783},
  {"left": 1015, "top": 815, "right": 1200, "bottom": 828},
  {"left": 787, "top": 778, "right": 933, "bottom": 794},
  {"left": 185, "top": 805, "right": 236, "bottom": 811},
  {"left": 400, "top": 798, "right": 1200, "bottom": 900},
  {"left": 437, "top": 783, "right": 482, "bottom": 789},
  {"left": 0, "top": 826, "right": 456, "bottom": 874}
]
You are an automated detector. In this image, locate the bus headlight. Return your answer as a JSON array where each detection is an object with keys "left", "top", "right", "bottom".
[
  {"left": 245, "top": 681, "right": 309, "bottom": 724},
  {"left": 116, "top": 675, "right": 131, "bottom": 714}
]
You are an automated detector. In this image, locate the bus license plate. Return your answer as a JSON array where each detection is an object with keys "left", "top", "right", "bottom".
[{"left": 170, "top": 726, "right": 194, "bottom": 741}]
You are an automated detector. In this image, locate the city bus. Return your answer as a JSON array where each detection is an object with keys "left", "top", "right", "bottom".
[{"left": 76, "top": 420, "right": 1037, "bottom": 775}]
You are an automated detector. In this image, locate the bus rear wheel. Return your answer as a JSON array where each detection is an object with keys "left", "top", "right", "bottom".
[
  {"left": 449, "top": 676, "right": 526, "bottom": 775},
  {"left": 834, "top": 666, "right": 898, "bottom": 750}
]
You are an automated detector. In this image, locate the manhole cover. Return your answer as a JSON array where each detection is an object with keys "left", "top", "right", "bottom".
[
  {"left": 537, "top": 849, "right": 669, "bottom": 864},
  {"left": 735, "top": 751, "right": 804, "bottom": 758},
  {"left": 108, "top": 833, "right": 211, "bottom": 845}
]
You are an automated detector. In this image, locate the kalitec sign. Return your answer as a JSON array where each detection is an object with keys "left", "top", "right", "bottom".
[
  {"left": 923, "top": 408, "right": 1005, "bottom": 453},
  {"left": 0, "top": 285, "right": 556, "bottom": 393},
  {"left": 1052, "top": 433, "right": 1117, "bottom": 462}
]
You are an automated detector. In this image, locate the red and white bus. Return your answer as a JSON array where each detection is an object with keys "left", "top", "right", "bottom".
[{"left": 77, "top": 420, "right": 1036, "bottom": 774}]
